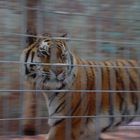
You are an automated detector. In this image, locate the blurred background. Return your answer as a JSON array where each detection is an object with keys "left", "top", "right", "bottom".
[{"left": 0, "top": 0, "right": 140, "bottom": 138}]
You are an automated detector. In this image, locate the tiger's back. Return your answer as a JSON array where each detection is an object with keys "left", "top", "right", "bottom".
[{"left": 74, "top": 58, "right": 140, "bottom": 131}]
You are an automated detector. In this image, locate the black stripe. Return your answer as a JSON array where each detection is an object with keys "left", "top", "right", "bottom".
[
  {"left": 122, "top": 61, "right": 138, "bottom": 115},
  {"left": 102, "top": 62, "right": 115, "bottom": 132},
  {"left": 71, "top": 98, "right": 82, "bottom": 116},
  {"left": 58, "top": 93, "right": 65, "bottom": 101},
  {"left": 116, "top": 61, "right": 128, "bottom": 124},
  {"left": 48, "top": 91, "right": 65, "bottom": 105},
  {"left": 25, "top": 48, "right": 33, "bottom": 62},
  {"left": 49, "top": 93, "right": 57, "bottom": 106},
  {"left": 108, "top": 62, "right": 115, "bottom": 128},
  {"left": 117, "top": 61, "right": 133, "bottom": 124},
  {"left": 122, "top": 61, "right": 137, "bottom": 90},
  {"left": 128, "top": 60, "right": 137, "bottom": 74},
  {"left": 43, "top": 76, "right": 49, "bottom": 83},
  {"left": 30, "top": 52, "right": 36, "bottom": 78},
  {"left": 82, "top": 60, "right": 92, "bottom": 115},
  {"left": 25, "top": 48, "right": 32, "bottom": 75},
  {"left": 25, "top": 65, "right": 30, "bottom": 75},
  {"left": 53, "top": 118, "right": 65, "bottom": 127},
  {"left": 68, "top": 53, "right": 74, "bottom": 75},
  {"left": 24, "top": 42, "right": 38, "bottom": 75},
  {"left": 113, "top": 62, "right": 125, "bottom": 126},
  {"left": 31, "top": 51, "right": 35, "bottom": 63},
  {"left": 48, "top": 84, "right": 66, "bottom": 106},
  {"left": 122, "top": 61, "right": 139, "bottom": 122},
  {"left": 118, "top": 61, "right": 139, "bottom": 115},
  {"left": 83, "top": 61, "right": 95, "bottom": 116},
  {"left": 93, "top": 61, "right": 102, "bottom": 115},
  {"left": 50, "top": 100, "right": 66, "bottom": 116},
  {"left": 69, "top": 59, "right": 86, "bottom": 116},
  {"left": 87, "top": 61, "right": 94, "bottom": 90}
]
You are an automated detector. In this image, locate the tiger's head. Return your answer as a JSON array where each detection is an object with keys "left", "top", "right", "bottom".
[{"left": 22, "top": 33, "right": 75, "bottom": 90}]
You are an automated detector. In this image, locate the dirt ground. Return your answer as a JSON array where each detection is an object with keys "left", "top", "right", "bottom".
[{"left": 0, "top": 129, "right": 140, "bottom": 140}]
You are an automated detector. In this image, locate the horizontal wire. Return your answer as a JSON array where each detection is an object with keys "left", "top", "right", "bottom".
[
  {"left": 1, "top": 60, "right": 140, "bottom": 69},
  {"left": 0, "top": 114, "right": 140, "bottom": 121},
  {"left": 0, "top": 89, "right": 140, "bottom": 93},
  {"left": 1, "top": 31, "right": 140, "bottom": 45}
]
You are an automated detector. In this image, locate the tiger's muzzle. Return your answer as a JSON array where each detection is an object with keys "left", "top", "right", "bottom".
[{"left": 41, "top": 70, "right": 67, "bottom": 90}]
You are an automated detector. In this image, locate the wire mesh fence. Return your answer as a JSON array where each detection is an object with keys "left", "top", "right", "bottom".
[{"left": 0, "top": 0, "right": 140, "bottom": 139}]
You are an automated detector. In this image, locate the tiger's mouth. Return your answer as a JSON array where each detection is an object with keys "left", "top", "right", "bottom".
[
  {"left": 39, "top": 70, "right": 67, "bottom": 90},
  {"left": 43, "top": 80, "right": 65, "bottom": 90},
  {"left": 43, "top": 70, "right": 66, "bottom": 81},
  {"left": 34, "top": 62, "right": 75, "bottom": 90}
]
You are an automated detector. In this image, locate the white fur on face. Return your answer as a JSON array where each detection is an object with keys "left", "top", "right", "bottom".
[
  {"left": 39, "top": 40, "right": 50, "bottom": 55},
  {"left": 40, "top": 41, "right": 49, "bottom": 49}
]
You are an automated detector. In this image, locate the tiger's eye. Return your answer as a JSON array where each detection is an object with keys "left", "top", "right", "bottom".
[{"left": 44, "top": 40, "right": 50, "bottom": 42}]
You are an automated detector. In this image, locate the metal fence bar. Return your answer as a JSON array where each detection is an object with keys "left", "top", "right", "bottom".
[
  {"left": 0, "top": 114, "right": 139, "bottom": 120},
  {"left": 0, "top": 61, "right": 140, "bottom": 69},
  {"left": 0, "top": 89, "right": 140, "bottom": 93},
  {"left": 1, "top": 31, "right": 140, "bottom": 45},
  {"left": 19, "top": 0, "right": 27, "bottom": 136}
]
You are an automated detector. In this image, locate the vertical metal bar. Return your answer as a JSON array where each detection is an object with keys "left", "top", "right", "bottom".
[
  {"left": 95, "top": 0, "right": 102, "bottom": 139},
  {"left": 109, "top": 0, "right": 117, "bottom": 128},
  {"left": 110, "top": 0, "right": 116, "bottom": 60},
  {"left": 135, "top": 1, "right": 140, "bottom": 117},
  {"left": 123, "top": 62, "right": 130, "bottom": 123},
  {"left": 65, "top": 35, "right": 72, "bottom": 140},
  {"left": 109, "top": 64, "right": 116, "bottom": 128},
  {"left": 95, "top": 63, "right": 102, "bottom": 140},
  {"left": 19, "top": 0, "right": 27, "bottom": 136},
  {"left": 26, "top": 0, "right": 38, "bottom": 33},
  {"left": 36, "top": 0, "right": 45, "bottom": 135},
  {"left": 65, "top": 91, "right": 72, "bottom": 140},
  {"left": 3, "top": 96, "right": 9, "bottom": 137},
  {"left": 137, "top": 60, "right": 140, "bottom": 117},
  {"left": 50, "top": 0, "right": 58, "bottom": 34},
  {"left": 95, "top": 0, "right": 103, "bottom": 61},
  {"left": 121, "top": 1, "right": 132, "bottom": 123},
  {"left": 36, "top": 0, "right": 45, "bottom": 35},
  {"left": 80, "top": 64, "right": 88, "bottom": 139},
  {"left": 2, "top": 0, "right": 11, "bottom": 137},
  {"left": 122, "top": 2, "right": 132, "bottom": 60},
  {"left": 49, "top": 0, "right": 59, "bottom": 139}
]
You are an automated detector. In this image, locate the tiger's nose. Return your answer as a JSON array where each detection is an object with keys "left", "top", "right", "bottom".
[
  {"left": 30, "top": 63, "right": 36, "bottom": 67},
  {"left": 30, "top": 64, "right": 36, "bottom": 70},
  {"left": 56, "top": 72, "right": 65, "bottom": 81},
  {"left": 54, "top": 70, "right": 62, "bottom": 77},
  {"left": 51, "top": 69, "right": 64, "bottom": 80}
]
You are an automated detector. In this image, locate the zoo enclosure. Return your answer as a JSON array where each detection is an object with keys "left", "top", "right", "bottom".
[{"left": 0, "top": 0, "right": 140, "bottom": 138}]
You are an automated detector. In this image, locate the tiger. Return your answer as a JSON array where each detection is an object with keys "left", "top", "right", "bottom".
[{"left": 21, "top": 33, "right": 140, "bottom": 140}]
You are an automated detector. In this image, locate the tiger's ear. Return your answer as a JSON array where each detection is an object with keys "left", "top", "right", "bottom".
[
  {"left": 61, "top": 33, "right": 70, "bottom": 41},
  {"left": 26, "top": 29, "right": 37, "bottom": 46},
  {"left": 61, "top": 33, "right": 67, "bottom": 37},
  {"left": 43, "top": 33, "right": 51, "bottom": 37}
]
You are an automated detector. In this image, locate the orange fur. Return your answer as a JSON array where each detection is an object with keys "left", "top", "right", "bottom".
[{"left": 21, "top": 35, "right": 140, "bottom": 139}]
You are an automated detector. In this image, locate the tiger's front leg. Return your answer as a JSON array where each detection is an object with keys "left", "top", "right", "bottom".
[
  {"left": 22, "top": 79, "right": 37, "bottom": 135},
  {"left": 47, "top": 122, "right": 66, "bottom": 140},
  {"left": 47, "top": 119, "right": 97, "bottom": 140}
]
